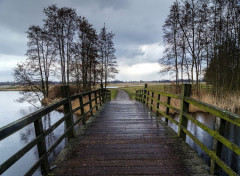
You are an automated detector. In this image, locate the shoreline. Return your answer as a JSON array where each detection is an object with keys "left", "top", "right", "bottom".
[{"left": 0, "top": 89, "right": 27, "bottom": 91}]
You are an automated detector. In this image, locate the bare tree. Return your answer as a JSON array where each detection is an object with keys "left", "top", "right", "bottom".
[
  {"left": 43, "top": 5, "right": 77, "bottom": 85},
  {"left": 98, "top": 25, "right": 118, "bottom": 88},
  {"left": 13, "top": 25, "right": 56, "bottom": 106},
  {"left": 14, "top": 4, "right": 118, "bottom": 107}
]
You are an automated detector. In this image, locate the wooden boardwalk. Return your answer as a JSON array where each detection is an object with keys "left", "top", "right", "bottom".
[{"left": 52, "top": 90, "right": 210, "bottom": 175}]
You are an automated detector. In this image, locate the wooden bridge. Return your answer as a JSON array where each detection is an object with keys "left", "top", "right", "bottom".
[
  {"left": 0, "top": 84, "right": 240, "bottom": 175},
  {"left": 52, "top": 89, "right": 209, "bottom": 175}
]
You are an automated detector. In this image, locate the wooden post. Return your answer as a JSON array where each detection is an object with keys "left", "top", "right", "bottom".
[
  {"left": 99, "top": 89, "right": 102, "bottom": 106},
  {"left": 138, "top": 90, "right": 140, "bottom": 102},
  {"left": 94, "top": 91, "right": 99, "bottom": 111},
  {"left": 135, "top": 90, "right": 138, "bottom": 101},
  {"left": 143, "top": 84, "right": 147, "bottom": 105},
  {"left": 108, "top": 90, "right": 111, "bottom": 101},
  {"left": 61, "top": 85, "right": 75, "bottom": 139},
  {"left": 101, "top": 83, "right": 105, "bottom": 103},
  {"left": 210, "top": 117, "right": 226, "bottom": 174},
  {"left": 146, "top": 91, "right": 149, "bottom": 107},
  {"left": 88, "top": 92, "right": 93, "bottom": 116},
  {"left": 156, "top": 94, "right": 160, "bottom": 116},
  {"left": 79, "top": 94, "right": 85, "bottom": 125},
  {"left": 34, "top": 119, "right": 49, "bottom": 175},
  {"left": 165, "top": 97, "right": 171, "bottom": 123},
  {"left": 136, "top": 90, "right": 141, "bottom": 102},
  {"left": 150, "top": 92, "right": 154, "bottom": 111},
  {"left": 178, "top": 84, "right": 191, "bottom": 141}
]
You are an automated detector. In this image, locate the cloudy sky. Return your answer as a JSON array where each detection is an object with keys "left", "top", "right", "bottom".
[{"left": 0, "top": 0, "right": 175, "bottom": 82}]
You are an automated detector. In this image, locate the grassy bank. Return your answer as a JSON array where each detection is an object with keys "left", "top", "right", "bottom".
[
  {"left": 0, "top": 85, "right": 28, "bottom": 91},
  {"left": 121, "top": 87, "right": 137, "bottom": 99},
  {"left": 109, "top": 89, "right": 118, "bottom": 100},
  {"left": 121, "top": 84, "right": 165, "bottom": 100}
]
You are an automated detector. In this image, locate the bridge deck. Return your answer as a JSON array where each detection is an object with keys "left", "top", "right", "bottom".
[{"left": 52, "top": 90, "right": 210, "bottom": 175}]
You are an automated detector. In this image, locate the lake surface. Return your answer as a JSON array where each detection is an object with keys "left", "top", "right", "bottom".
[{"left": 0, "top": 91, "right": 66, "bottom": 176}]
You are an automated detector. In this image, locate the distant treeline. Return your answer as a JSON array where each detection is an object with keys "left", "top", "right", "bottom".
[
  {"left": 0, "top": 82, "right": 17, "bottom": 86},
  {"left": 13, "top": 5, "right": 118, "bottom": 105},
  {"left": 161, "top": 0, "right": 240, "bottom": 92},
  {"left": 1, "top": 79, "right": 205, "bottom": 86}
]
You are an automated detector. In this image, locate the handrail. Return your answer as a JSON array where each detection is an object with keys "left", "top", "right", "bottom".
[
  {"left": 0, "top": 86, "right": 111, "bottom": 175},
  {"left": 135, "top": 84, "right": 240, "bottom": 176},
  {"left": 0, "top": 98, "right": 68, "bottom": 141}
]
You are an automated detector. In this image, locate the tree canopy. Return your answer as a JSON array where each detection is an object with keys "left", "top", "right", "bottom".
[{"left": 14, "top": 4, "right": 118, "bottom": 105}]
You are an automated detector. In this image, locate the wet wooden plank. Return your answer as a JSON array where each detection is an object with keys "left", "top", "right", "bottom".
[{"left": 52, "top": 90, "right": 210, "bottom": 176}]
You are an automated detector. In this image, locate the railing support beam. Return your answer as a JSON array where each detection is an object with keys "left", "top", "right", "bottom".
[
  {"left": 34, "top": 118, "right": 49, "bottom": 175},
  {"left": 165, "top": 97, "right": 171, "bottom": 123},
  {"left": 210, "top": 117, "right": 226, "bottom": 174},
  {"left": 156, "top": 94, "right": 160, "bottom": 116},
  {"left": 178, "top": 84, "right": 191, "bottom": 141},
  {"left": 88, "top": 92, "right": 93, "bottom": 116},
  {"left": 143, "top": 84, "right": 147, "bottom": 105},
  {"left": 61, "top": 85, "right": 75, "bottom": 139}
]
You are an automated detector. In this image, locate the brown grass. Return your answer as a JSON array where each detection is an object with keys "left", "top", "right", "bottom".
[
  {"left": 42, "top": 85, "right": 99, "bottom": 117},
  {"left": 122, "top": 84, "right": 240, "bottom": 114},
  {"left": 148, "top": 90, "right": 240, "bottom": 115},
  {"left": 193, "top": 91, "right": 240, "bottom": 112}
]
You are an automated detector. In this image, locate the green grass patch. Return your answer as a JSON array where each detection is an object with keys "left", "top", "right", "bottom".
[
  {"left": 109, "top": 89, "right": 118, "bottom": 100},
  {"left": 121, "top": 87, "right": 140, "bottom": 99},
  {"left": 121, "top": 84, "right": 167, "bottom": 100}
]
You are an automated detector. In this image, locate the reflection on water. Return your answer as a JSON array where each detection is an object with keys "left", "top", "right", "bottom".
[
  {"left": 161, "top": 112, "right": 240, "bottom": 175},
  {"left": 0, "top": 92, "right": 70, "bottom": 176},
  {"left": 221, "top": 122, "right": 240, "bottom": 175}
]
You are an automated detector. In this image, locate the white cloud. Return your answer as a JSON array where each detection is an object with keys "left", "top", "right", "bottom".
[
  {"left": 115, "top": 43, "right": 166, "bottom": 81},
  {"left": 139, "top": 43, "right": 165, "bottom": 63},
  {"left": 116, "top": 62, "right": 169, "bottom": 81},
  {"left": 121, "top": 62, "right": 160, "bottom": 75},
  {"left": 0, "top": 54, "right": 26, "bottom": 81},
  {"left": 0, "top": 54, "right": 25, "bottom": 70},
  {"left": 118, "top": 42, "right": 165, "bottom": 66}
]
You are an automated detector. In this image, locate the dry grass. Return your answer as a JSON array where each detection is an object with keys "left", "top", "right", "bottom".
[
  {"left": 122, "top": 84, "right": 240, "bottom": 114},
  {"left": 55, "top": 93, "right": 99, "bottom": 119},
  {"left": 42, "top": 85, "right": 100, "bottom": 117},
  {"left": 193, "top": 91, "right": 240, "bottom": 112},
  {"left": 148, "top": 91, "right": 240, "bottom": 114}
]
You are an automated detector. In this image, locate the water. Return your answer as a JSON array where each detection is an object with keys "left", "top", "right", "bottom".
[
  {"left": 106, "top": 85, "right": 144, "bottom": 89},
  {"left": 0, "top": 91, "right": 66, "bottom": 176},
  {"left": 161, "top": 113, "right": 240, "bottom": 175},
  {"left": 106, "top": 86, "right": 119, "bottom": 89}
]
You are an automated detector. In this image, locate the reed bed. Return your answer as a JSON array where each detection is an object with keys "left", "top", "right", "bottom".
[{"left": 123, "top": 85, "right": 240, "bottom": 114}]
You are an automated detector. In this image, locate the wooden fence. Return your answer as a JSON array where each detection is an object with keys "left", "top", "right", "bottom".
[
  {"left": 0, "top": 86, "right": 111, "bottom": 175},
  {"left": 136, "top": 84, "right": 240, "bottom": 176}
]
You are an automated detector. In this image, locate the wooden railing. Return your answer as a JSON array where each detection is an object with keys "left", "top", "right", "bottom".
[
  {"left": 0, "top": 86, "right": 111, "bottom": 175},
  {"left": 136, "top": 84, "right": 240, "bottom": 176}
]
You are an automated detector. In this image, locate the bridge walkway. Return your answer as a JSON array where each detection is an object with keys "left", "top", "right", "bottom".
[{"left": 52, "top": 90, "right": 210, "bottom": 175}]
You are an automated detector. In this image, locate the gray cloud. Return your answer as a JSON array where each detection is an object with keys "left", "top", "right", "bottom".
[{"left": 0, "top": 0, "right": 174, "bottom": 81}]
